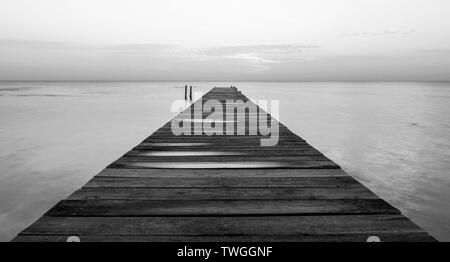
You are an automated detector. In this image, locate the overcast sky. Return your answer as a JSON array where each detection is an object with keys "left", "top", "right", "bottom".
[{"left": 0, "top": 0, "right": 449, "bottom": 81}]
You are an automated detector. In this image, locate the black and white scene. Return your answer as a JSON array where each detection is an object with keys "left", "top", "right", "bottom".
[{"left": 0, "top": 0, "right": 449, "bottom": 244}]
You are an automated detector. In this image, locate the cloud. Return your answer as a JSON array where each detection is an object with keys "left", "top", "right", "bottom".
[
  {"left": 343, "top": 29, "right": 415, "bottom": 37},
  {"left": 0, "top": 39, "right": 321, "bottom": 79},
  {"left": 192, "top": 44, "right": 319, "bottom": 72},
  {"left": 96, "top": 43, "right": 321, "bottom": 72},
  {"left": 0, "top": 38, "right": 79, "bottom": 49},
  {"left": 100, "top": 43, "right": 185, "bottom": 57},
  {"left": 415, "top": 48, "right": 450, "bottom": 53},
  {"left": 222, "top": 53, "right": 280, "bottom": 73},
  {"left": 224, "top": 53, "right": 279, "bottom": 63},
  {"left": 197, "top": 44, "right": 319, "bottom": 56}
]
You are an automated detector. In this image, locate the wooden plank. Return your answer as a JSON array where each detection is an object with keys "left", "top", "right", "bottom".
[
  {"left": 84, "top": 176, "right": 357, "bottom": 188},
  {"left": 150, "top": 133, "right": 301, "bottom": 138},
  {"left": 95, "top": 168, "right": 349, "bottom": 178},
  {"left": 67, "top": 186, "right": 378, "bottom": 200},
  {"left": 152, "top": 126, "right": 294, "bottom": 132},
  {"left": 141, "top": 140, "right": 306, "bottom": 145},
  {"left": 109, "top": 161, "right": 340, "bottom": 169},
  {"left": 144, "top": 137, "right": 303, "bottom": 142},
  {"left": 114, "top": 155, "right": 332, "bottom": 162},
  {"left": 46, "top": 199, "right": 399, "bottom": 216},
  {"left": 131, "top": 146, "right": 318, "bottom": 151},
  {"left": 12, "top": 232, "right": 437, "bottom": 242},
  {"left": 18, "top": 215, "right": 432, "bottom": 236},
  {"left": 136, "top": 141, "right": 311, "bottom": 147},
  {"left": 125, "top": 149, "right": 324, "bottom": 157}
]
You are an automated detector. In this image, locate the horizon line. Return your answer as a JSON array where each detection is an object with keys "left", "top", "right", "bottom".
[{"left": 1, "top": 80, "right": 450, "bottom": 83}]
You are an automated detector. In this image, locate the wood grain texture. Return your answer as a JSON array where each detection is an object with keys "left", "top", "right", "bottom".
[
  {"left": 12, "top": 233, "right": 436, "bottom": 242},
  {"left": 84, "top": 176, "right": 358, "bottom": 188},
  {"left": 46, "top": 199, "right": 399, "bottom": 216},
  {"left": 95, "top": 168, "right": 349, "bottom": 178},
  {"left": 68, "top": 187, "right": 378, "bottom": 200},
  {"left": 19, "top": 215, "right": 430, "bottom": 236}
]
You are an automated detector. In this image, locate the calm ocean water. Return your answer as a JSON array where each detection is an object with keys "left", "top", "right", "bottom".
[{"left": 0, "top": 81, "right": 449, "bottom": 241}]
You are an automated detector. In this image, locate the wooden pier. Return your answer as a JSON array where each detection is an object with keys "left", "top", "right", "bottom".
[{"left": 13, "top": 87, "right": 435, "bottom": 242}]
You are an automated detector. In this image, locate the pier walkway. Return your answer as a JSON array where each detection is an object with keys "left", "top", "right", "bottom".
[{"left": 13, "top": 87, "right": 435, "bottom": 241}]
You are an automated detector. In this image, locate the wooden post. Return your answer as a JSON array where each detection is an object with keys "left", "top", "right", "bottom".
[
  {"left": 184, "top": 85, "right": 187, "bottom": 100},
  {"left": 189, "top": 86, "right": 193, "bottom": 101}
]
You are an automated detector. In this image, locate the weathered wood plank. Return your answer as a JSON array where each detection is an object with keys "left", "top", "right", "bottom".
[
  {"left": 46, "top": 199, "right": 399, "bottom": 216},
  {"left": 18, "top": 215, "right": 431, "bottom": 236},
  {"left": 137, "top": 141, "right": 310, "bottom": 146},
  {"left": 114, "top": 155, "right": 332, "bottom": 162},
  {"left": 131, "top": 146, "right": 318, "bottom": 151},
  {"left": 95, "top": 168, "right": 349, "bottom": 178},
  {"left": 12, "top": 232, "right": 437, "bottom": 242},
  {"left": 109, "top": 161, "right": 340, "bottom": 169},
  {"left": 144, "top": 137, "right": 304, "bottom": 142},
  {"left": 67, "top": 186, "right": 377, "bottom": 200},
  {"left": 125, "top": 149, "right": 323, "bottom": 157},
  {"left": 84, "top": 176, "right": 357, "bottom": 188}
]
